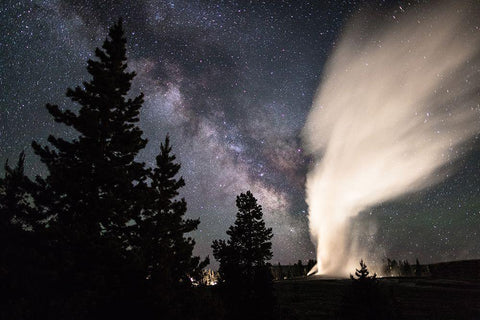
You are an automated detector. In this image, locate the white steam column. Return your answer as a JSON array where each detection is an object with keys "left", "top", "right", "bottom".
[{"left": 303, "top": 3, "right": 480, "bottom": 276}]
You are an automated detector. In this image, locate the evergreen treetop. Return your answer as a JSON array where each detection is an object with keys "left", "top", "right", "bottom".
[
  {"left": 350, "top": 259, "right": 377, "bottom": 285},
  {"left": 137, "top": 135, "right": 208, "bottom": 286},
  {"left": 32, "top": 19, "right": 147, "bottom": 240},
  {"left": 212, "top": 191, "right": 273, "bottom": 281}
]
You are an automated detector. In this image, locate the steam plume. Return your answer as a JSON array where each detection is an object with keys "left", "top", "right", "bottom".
[{"left": 303, "top": 3, "right": 480, "bottom": 276}]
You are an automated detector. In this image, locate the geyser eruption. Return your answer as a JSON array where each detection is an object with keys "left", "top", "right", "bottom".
[{"left": 303, "top": 3, "right": 480, "bottom": 276}]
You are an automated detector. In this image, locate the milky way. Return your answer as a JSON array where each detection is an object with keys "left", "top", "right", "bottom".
[{"left": 1, "top": 0, "right": 479, "bottom": 266}]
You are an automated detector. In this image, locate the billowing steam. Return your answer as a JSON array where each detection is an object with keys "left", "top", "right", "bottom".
[{"left": 303, "top": 3, "right": 480, "bottom": 276}]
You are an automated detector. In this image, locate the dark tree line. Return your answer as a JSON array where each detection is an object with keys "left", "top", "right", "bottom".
[
  {"left": 0, "top": 19, "right": 208, "bottom": 319},
  {"left": 383, "top": 258, "right": 425, "bottom": 277},
  {"left": 270, "top": 259, "right": 316, "bottom": 280}
]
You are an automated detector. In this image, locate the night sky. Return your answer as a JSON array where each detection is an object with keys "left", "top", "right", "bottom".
[{"left": 1, "top": 0, "right": 479, "bottom": 266}]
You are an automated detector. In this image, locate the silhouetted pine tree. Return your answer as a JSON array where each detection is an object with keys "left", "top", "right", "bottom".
[
  {"left": 135, "top": 135, "right": 208, "bottom": 316},
  {"left": 212, "top": 191, "right": 274, "bottom": 320},
  {"left": 350, "top": 259, "right": 377, "bottom": 284},
  {"left": 212, "top": 191, "right": 273, "bottom": 284},
  {"left": 32, "top": 18, "right": 147, "bottom": 243},
  {"left": 340, "top": 260, "right": 396, "bottom": 320},
  {"left": 31, "top": 19, "right": 148, "bottom": 318}
]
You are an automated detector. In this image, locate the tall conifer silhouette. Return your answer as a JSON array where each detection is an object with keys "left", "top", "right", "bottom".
[
  {"left": 32, "top": 19, "right": 146, "bottom": 242},
  {"left": 212, "top": 191, "right": 274, "bottom": 320},
  {"left": 136, "top": 135, "right": 208, "bottom": 316},
  {"left": 212, "top": 191, "right": 273, "bottom": 283},
  {"left": 31, "top": 19, "right": 148, "bottom": 317}
]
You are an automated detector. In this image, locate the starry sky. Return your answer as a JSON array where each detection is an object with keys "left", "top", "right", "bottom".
[{"left": 1, "top": 0, "right": 479, "bottom": 266}]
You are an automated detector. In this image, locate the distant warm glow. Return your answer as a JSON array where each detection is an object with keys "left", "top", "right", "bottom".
[{"left": 303, "top": 3, "right": 480, "bottom": 276}]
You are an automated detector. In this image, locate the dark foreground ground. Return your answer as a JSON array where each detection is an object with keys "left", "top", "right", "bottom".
[{"left": 273, "top": 276, "right": 480, "bottom": 319}]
